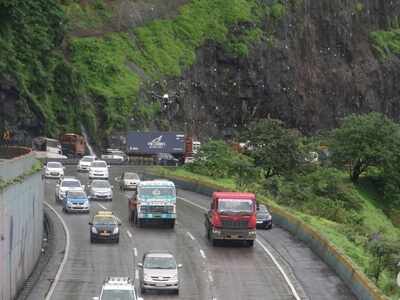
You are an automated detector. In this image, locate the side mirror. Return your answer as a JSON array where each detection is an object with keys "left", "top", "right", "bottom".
[
  {"left": 137, "top": 262, "right": 143, "bottom": 268},
  {"left": 88, "top": 222, "right": 93, "bottom": 225},
  {"left": 178, "top": 264, "right": 183, "bottom": 268}
]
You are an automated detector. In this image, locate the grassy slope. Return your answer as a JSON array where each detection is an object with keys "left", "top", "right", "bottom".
[{"left": 154, "top": 166, "right": 400, "bottom": 299}]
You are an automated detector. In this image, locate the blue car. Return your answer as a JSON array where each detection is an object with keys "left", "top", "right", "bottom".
[{"left": 63, "top": 190, "right": 90, "bottom": 213}]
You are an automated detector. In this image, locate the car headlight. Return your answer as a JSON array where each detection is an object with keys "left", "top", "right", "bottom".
[
  {"left": 144, "top": 274, "right": 152, "bottom": 281},
  {"left": 84, "top": 200, "right": 89, "bottom": 206},
  {"left": 266, "top": 214, "right": 272, "bottom": 221},
  {"left": 91, "top": 227, "right": 97, "bottom": 234}
]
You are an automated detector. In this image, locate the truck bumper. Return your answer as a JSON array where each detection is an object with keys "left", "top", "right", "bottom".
[
  {"left": 211, "top": 228, "right": 256, "bottom": 240},
  {"left": 138, "top": 213, "right": 176, "bottom": 219}
]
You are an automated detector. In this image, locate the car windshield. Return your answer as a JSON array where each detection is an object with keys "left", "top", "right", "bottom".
[
  {"left": 101, "top": 289, "right": 135, "bottom": 300},
  {"left": 62, "top": 181, "right": 81, "bottom": 188},
  {"left": 82, "top": 156, "right": 94, "bottom": 162},
  {"left": 94, "top": 216, "right": 116, "bottom": 225},
  {"left": 139, "top": 187, "right": 175, "bottom": 197},
  {"left": 257, "top": 205, "right": 268, "bottom": 213},
  {"left": 92, "top": 181, "right": 110, "bottom": 188},
  {"left": 68, "top": 191, "right": 86, "bottom": 198},
  {"left": 218, "top": 199, "right": 254, "bottom": 214},
  {"left": 92, "top": 161, "right": 107, "bottom": 168},
  {"left": 144, "top": 256, "right": 176, "bottom": 269},
  {"left": 47, "top": 162, "right": 62, "bottom": 168},
  {"left": 124, "top": 173, "right": 139, "bottom": 180}
]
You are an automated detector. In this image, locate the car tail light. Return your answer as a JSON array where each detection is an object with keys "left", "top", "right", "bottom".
[
  {"left": 248, "top": 214, "right": 257, "bottom": 229},
  {"left": 212, "top": 212, "right": 222, "bottom": 228}
]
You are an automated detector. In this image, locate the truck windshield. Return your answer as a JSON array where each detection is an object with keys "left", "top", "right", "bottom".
[
  {"left": 140, "top": 187, "right": 175, "bottom": 197},
  {"left": 101, "top": 290, "right": 135, "bottom": 300},
  {"left": 218, "top": 199, "right": 254, "bottom": 214}
]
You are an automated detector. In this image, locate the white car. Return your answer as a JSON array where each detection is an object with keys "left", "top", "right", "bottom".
[
  {"left": 77, "top": 155, "right": 96, "bottom": 172},
  {"left": 101, "top": 149, "right": 127, "bottom": 163},
  {"left": 89, "top": 160, "right": 109, "bottom": 179},
  {"left": 44, "top": 161, "right": 65, "bottom": 178},
  {"left": 55, "top": 177, "right": 85, "bottom": 201},
  {"left": 93, "top": 277, "right": 142, "bottom": 300},
  {"left": 138, "top": 252, "right": 182, "bottom": 294}
]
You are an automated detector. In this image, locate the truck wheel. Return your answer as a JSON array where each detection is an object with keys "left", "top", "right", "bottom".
[
  {"left": 169, "top": 220, "right": 175, "bottom": 229},
  {"left": 247, "top": 240, "right": 254, "bottom": 247},
  {"left": 212, "top": 239, "right": 218, "bottom": 247},
  {"left": 141, "top": 287, "right": 146, "bottom": 294},
  {"left": 137, "top": 220, "right": 143, "bottom": 228}
]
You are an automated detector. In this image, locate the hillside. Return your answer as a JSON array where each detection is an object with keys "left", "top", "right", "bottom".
[{"left": 1, "top": 0, "right": 400, "bottom": 143}]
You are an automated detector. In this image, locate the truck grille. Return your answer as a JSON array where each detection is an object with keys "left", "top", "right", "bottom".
[
  {"left": 141, "top": 206, "right": 174, "bottom": 214},
  {"left": 221, "top": 220, "right": 248, "bottom": 229}
]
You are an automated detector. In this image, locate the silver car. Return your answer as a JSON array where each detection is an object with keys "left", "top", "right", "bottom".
[
  {"left": 119, "top": 172, "right": 140, "bottom": 191},
  {"left": 88, "top": 180, "right": 113, "bottom": 201},
  {"left": 138, "top": 252, "right": 182, "bottom": 294}
]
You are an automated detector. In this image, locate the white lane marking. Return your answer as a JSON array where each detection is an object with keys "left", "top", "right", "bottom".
[
  {"left": 96, "top": 202, "right": 108, "bottom": 210},
  {"left": 208, "top": 271, "right": 214, "bottom": 283},
  {"left": 177, "top": 196, "right": 302, "bottom": 300},
  {"left": 255, "top": 239, "right": 301, "bottom": 300},
  {"left": 133, "top": 248, "right": 138, "bottom": 257},
  {"left": 199, "top": 249, "right": 206, "bottom": 259},
  {"left": 186, "top": 231, "right": 195, "bottom": 240},
  {"left": 44, "top": 202, "right": 71, "bottom": 300},
  {"left": 127, "top": 230, "right": 132, "bottom": 238},
  {"left": 135, "top": 269, "right": 139, "bottom": 280}
]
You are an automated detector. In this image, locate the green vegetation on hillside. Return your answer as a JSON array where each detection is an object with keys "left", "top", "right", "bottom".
[
  {"left": 0, "top": 1, "right": 80, "bottom": 136},
  {"left": 370, "top": 29, "right": 400, "bottom": 60},
  {"left": 1, "top": 0, "right": 288, "bottom": 139}
]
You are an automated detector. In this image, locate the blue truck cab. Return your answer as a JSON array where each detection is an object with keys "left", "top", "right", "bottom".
[
  {"left": 63, "top": 190, "right": 90, "bottom": 213},
  {"left": 133, "top": 180, "right": 176, "bottom": 228}
]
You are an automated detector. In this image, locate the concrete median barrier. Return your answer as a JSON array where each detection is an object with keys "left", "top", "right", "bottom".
[{"left": 146, "top": 170, "right": 387, "bottom": 300}]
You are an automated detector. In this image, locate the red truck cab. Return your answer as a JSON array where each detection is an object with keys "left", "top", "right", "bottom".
[{"left": 205, "top": 192, "right": 257, "bottom": 247}]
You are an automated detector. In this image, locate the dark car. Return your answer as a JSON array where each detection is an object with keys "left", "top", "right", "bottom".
[
  {"left": 256, "top": 204, "right": 272, "bottom": 229},
  {"left": 155, "top": 153, "right": 179, "bottom": 166},
  {"left": 89, "top": 211, "right": 121, "bottom": 243}
]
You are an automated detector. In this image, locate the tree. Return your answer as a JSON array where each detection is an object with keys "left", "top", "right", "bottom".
[
  {"left": 186, "top": 140, "right": 253, "bottom": 179},
  {"left": 242, "top": 118, "right": 303, "bottom": 178},
  {"left": 331, "top": 113, "right": 400, "bottom": 182}
]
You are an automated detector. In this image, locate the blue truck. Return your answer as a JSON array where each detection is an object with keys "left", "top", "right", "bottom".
[{"left": 129, "top": 180, "right": 176, "bottom": 228}]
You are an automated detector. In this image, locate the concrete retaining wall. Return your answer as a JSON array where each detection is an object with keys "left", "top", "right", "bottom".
[
  {"left": 0, "top": 151, "right": 35, "bottom": 182},
  {"left": 0, "top": 156, "right": 43, "bottom": 300},
  {"left": 147, "top": 171, "right": 386, "bottom": 300}
]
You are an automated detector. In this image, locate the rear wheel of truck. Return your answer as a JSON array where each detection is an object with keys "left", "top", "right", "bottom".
[
  {"left": 212, "top": 239, "right": 218, "bottom": 247},
  {"left": 169, "top": 220, "right": 175, "bottom": 229},
  {"left": 247, "top": 240, "right": 254, "bottom": 247}
]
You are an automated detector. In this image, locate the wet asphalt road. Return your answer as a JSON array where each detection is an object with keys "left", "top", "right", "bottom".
[{"left": 42, "top": 165, "right": 355, "bottom": 300}]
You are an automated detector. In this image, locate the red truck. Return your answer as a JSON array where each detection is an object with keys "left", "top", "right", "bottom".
[{"left": 205, "top": 192, "right": 257, "bottom": 247}]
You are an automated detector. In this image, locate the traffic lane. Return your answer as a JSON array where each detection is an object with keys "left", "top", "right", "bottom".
[
  {"left": 176, "top": 198, "right": 296, "bottom": 300},
  {"left": 257, "top": 228, "right": 355, "bottom": 300},
  {"left": 177, "top": 189, "right": 355, "bottom": 300},
  {"left": 44, "top": 171, "right": 134, "bottom": 300},
  {"left": 103, "top": 166, "right": 212, "bottom": 299}
]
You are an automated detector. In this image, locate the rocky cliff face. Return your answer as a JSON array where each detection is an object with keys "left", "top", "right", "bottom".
[{"left": 160, "top": 0, "right": 400, "bottom": 139}]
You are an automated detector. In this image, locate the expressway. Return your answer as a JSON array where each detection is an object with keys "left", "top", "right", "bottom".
[{"left": 35, "top": 165, "right": 355, "bottom": 300}]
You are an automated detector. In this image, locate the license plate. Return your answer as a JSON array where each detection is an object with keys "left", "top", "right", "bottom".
[
  {"left": 155, "top": 283, "right": 165, "bottom": 287},
  {"left": 257, "top": 221, "right": 263, "bottom": 224},
  {"left": 100, "top": 232, "right": 109, "bottom": 236}
]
